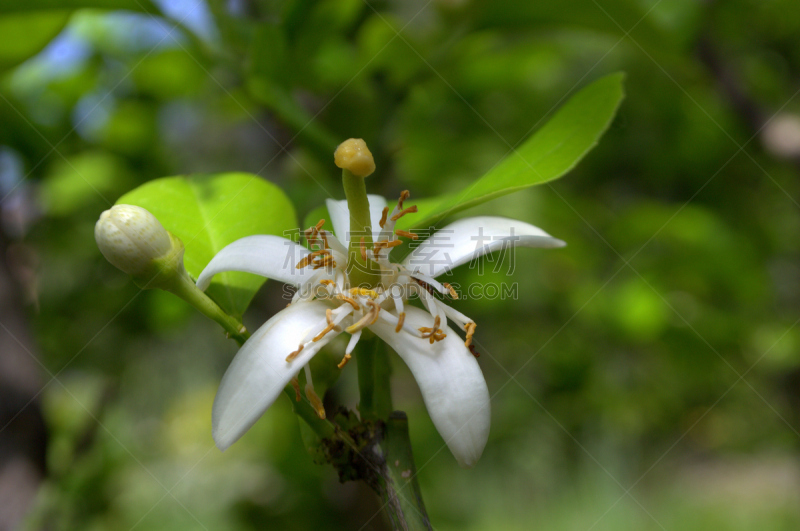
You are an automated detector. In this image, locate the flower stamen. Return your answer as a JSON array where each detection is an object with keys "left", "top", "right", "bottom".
[
  {"left": 286, "top": 343, "right": 304, "bottom": 362},
  {"left": 325, "top": 308, "right": 342, "bottom": 332},
  {"left": 306, "top": 387, "right": 326, "bottom": 419},
  {"left": 312, "top": 322, "right": 336, "bottom": 342},
  {"left": 345, "top": 300, "right": 380, "bottom": 333},
  {"left": 290, "top": 377, "right": 302, "bottom": 401},
  {"left": 368, "top": 300, "right": 382, "bottom": 325},
  {"left": 296, "top": 250, "right": 323, "bottom": 269},
  {"left": 336, "top": 294, "right": 360, "bottom": 310},
  {"left": 419, "top": 315, "right": 446, "bottom": 344},
  {"left": 304, "top": 365, "right": 326, "bottom": 420},
  {"left": 395, "top": 229, "right": 418, "bottom": 240},
  {"left": 374, "top": 239, "right": 404, "bottom": 250},
  {"left": 395, "top": 311, "right": 406, "bottom": 333},
  {"left": 443, "top": 282, "right": 459, "bottom": 299},
  {"left": 379, "top": 207, "right": 389, "bottom": 228},
  {"left": 313, "top": 254, "right": 336, "bottom": 269},
  {"left": 390, "top": 205, "right": 418, "bottom": 222},
  {"left": 464, "top": 322, "right": 477, "bottom": 348},
  {"left": 398, "top": 190, "right": 410, "bottom": 208}
]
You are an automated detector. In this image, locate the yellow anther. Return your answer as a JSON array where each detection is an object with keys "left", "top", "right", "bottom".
[
  {"left": 464, "top": 322, "right": 477, "bottom": 348},
  {"left": 326, "top": 308, "right": 343, "bottom": 332},
  {"left": 368, "top": 300, "right": 381, "bottom": 325},
  {"left": 349, "top": 287, "right": 379, "bottom": 299},
  {"left": 286, "top": 344, "right": 304, "bottom": 362},
  {"left": 334, "top": 138, "right": 375, "bottom": 177},
  {"left": 398, "top": 190, "right": 410, "bottom": 208},
  {"left": 337, "top": 353, "right": 352, "bottom": 369},
  {"left": 336, "top": 294, "right": 361, "bottom": 310},
  {"left": 395, "top": 229, "right": 418, "bottom": 240},
  {"left": 290, "top": 377, "right": 302, "bottom": 402},
  {"left": 296, "top": 249, "right": 328, "bottom": 269},
  {"left": 345, "top": 300, "right": 380, "bottom": 333},
  {"left": 313, "top": 255, "right": 335, "bottom": 269},
  {"left": 390, "top": 205, "right": 418, "bottom": 221},
  {"left": 395, "top": 312, "right": 406, "bottom": 333},
  {"left": 345, "top": 314, "right": 371, "bottom": 334},
  {"left": 304, "top": 226, "right": 320, "bottom": 249},
  {"left": 443, "top": 282, "right": 459, "bottom": 299},
  {"left": 320, "top": 279, "right": 336, "bottom": 287},
  {"left": 305, "top": 384, "right": 326, "bottom": 419},
  {"left": 315, "top": 219, "right": 325, "bottom": 231},
  {"left": 419, "top": 315, "right": 445, "bottom": 343},
  {"left": 312, "top": 322, "right": 336, "bottom": 342},
  {"left": 379, "top": 207, "right": 389, "bottom": 228},
  {"left": 374, "top": 239, "right": 403, "bottom": 250}
]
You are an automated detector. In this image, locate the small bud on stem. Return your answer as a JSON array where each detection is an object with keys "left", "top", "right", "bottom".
[
  {"left": 95, "top": 205, "right": 173, "bottom": 277},
  {"left": 95, "top": 204, "right": 249, "bottom": 344}
]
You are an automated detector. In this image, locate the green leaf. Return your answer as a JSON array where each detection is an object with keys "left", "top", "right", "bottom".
[
  {"left": 118, "top": 173, "right": 298, "bottom": 318},
  {"left": 0, "top": 0, "right": 159, "bottom": 13},
  {"left": 399, "top": 73, "right": 626, "bottom": 231},
  {"left": 0, "top": 11, "right": 70, "bottom": 71}
]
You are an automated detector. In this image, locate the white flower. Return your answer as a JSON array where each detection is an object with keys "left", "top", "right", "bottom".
[{"left": 197, "top": 193, "right": 565, "bottom": 467}]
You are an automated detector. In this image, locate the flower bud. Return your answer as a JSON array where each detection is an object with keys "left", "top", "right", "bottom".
[
  {"left": 95, "top": 204, "right": 174, "bottom": 277},
  {"left": 334, "top": 138, "right": 375, "bottom": 177}
]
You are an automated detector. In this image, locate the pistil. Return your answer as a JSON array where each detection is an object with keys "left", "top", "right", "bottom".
[{"left": 336, "top": 139, "right": 382, "bottom": 289}]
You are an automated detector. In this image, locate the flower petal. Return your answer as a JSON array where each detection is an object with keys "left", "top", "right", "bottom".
[
  {"left": 402, "top": 216, "right": 565, "bottom": 278},
  {"left": 212, "top": 301, "right": 337, "bottom": 450},
  {"left": 196, "top": 235, "right": 314, "bottom": 290},
  {"left": 326, "top": 195, "right": 387, "bottom": 247},
  {"left": 369, "top": 307, "right": 491, "bottom": 467}
]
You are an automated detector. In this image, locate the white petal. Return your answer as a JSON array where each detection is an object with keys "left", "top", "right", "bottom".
[
  {"left": 369, "top": 307, "right": 490, "bottom": 468},
  {"left": 326, "top": 195, "right": 387, "bottom": 247},
  {"left": 196, "top": 235, "right": 314, "bottom": 290},
  {"left": 402, "top": 216, "right": 565, "bottom": 278},
  {"left": 212, "top": 301, "right": 337, "bottom": 450}
]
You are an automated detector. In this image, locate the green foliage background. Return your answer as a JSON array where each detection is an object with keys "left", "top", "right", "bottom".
[{"left": 2, "top": 0, "right": 800, "bottom": 529}]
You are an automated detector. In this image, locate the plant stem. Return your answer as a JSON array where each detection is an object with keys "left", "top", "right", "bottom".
[
  {"left": 355, "top": 413, "right": 431, "bottom": 531},
  {"left": 354, "top": 338, "right": 431, "bottom": 529},
  {"left": 167, "top": 268, "right": 250, "bottom": 345},
  {"left": 378, "top": 412, "right": 432, "bottom": 531},
  {"left": 357, "top": 335, "right": 393, "bottom": 421},
  {"left": 342, "top": 168, "right": 381, "bottom": 288}
]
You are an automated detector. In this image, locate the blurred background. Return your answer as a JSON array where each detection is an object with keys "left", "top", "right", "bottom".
[{"left": 1, "top": 0, "right": 800, "bottom": 529}]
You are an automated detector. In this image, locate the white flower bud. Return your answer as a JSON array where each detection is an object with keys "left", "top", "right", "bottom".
[{"left": 95, "top": 204, "right": 173, "bottom": 276}]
